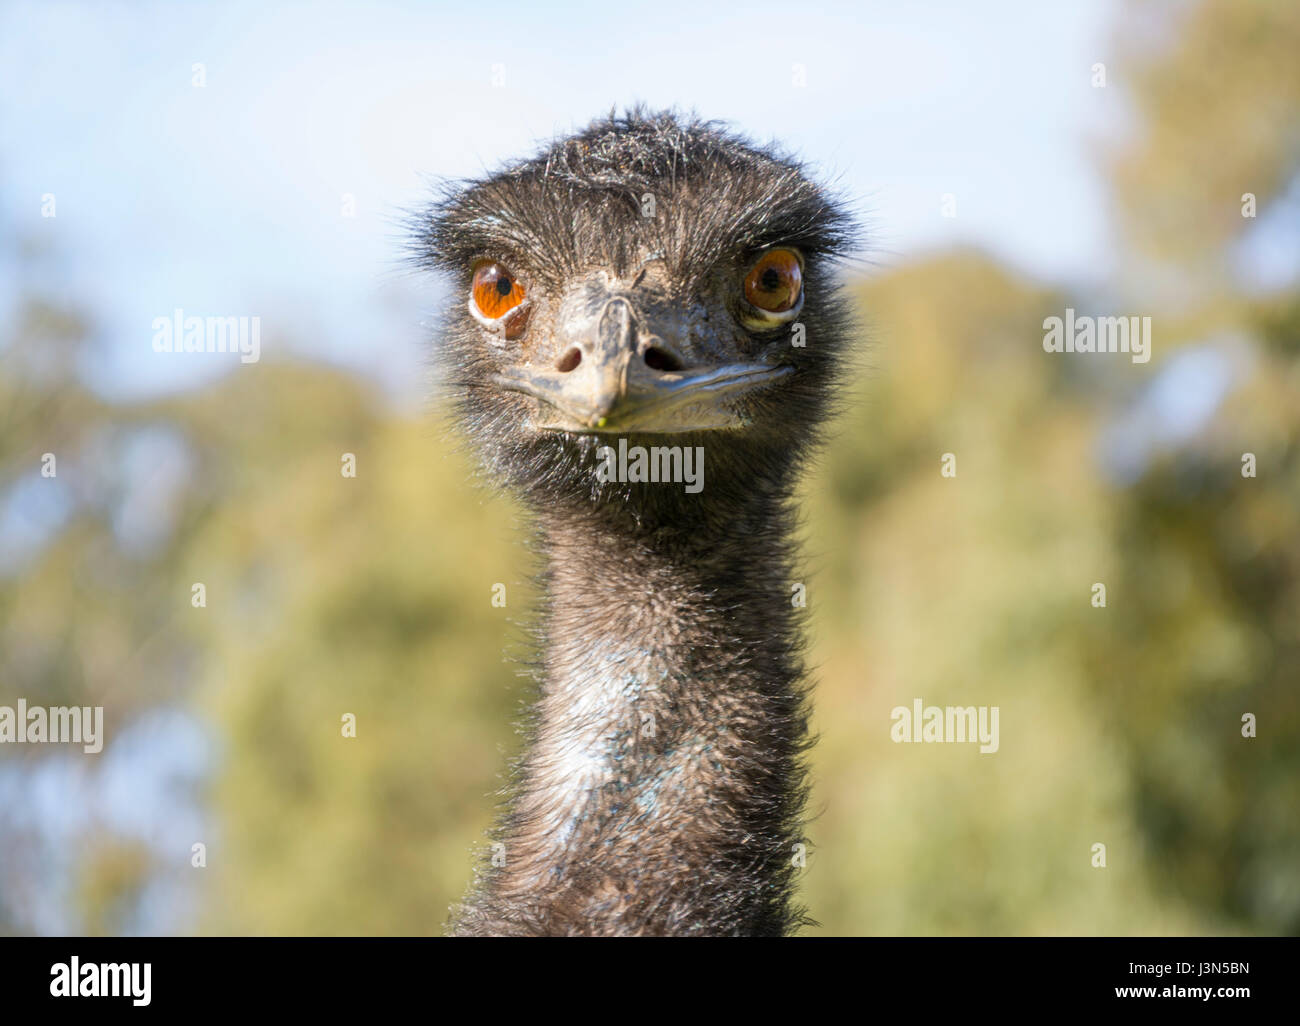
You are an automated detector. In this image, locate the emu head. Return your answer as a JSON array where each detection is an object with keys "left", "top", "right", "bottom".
[{"left": 415, "top": 109, "right": 855, "bottom": 516}]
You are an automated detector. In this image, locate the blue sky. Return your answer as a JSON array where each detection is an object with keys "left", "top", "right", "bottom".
[{"left": 1, "top": 0, "right": 1123, "bottom": 403}]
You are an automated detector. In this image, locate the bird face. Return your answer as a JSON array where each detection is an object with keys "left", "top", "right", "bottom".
[
  {"left": 473, "top": 248, "right": 804, "bottom": 434},
  {"left": 416, "top": 111, "right": 855, "bottom": 506}
]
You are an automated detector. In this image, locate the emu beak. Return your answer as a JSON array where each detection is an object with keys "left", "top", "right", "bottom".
[{"left": 493, "top": 296, "right": 792, "bottom": 433}]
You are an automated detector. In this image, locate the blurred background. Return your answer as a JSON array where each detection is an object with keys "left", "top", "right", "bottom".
[{"left": 1, "top": 0, "right": 1296, "bottom": 935}]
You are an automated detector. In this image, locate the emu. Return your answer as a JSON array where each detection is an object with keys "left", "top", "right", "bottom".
[{"left": 414, "top": 109, "right": 856, "bottom": 936}]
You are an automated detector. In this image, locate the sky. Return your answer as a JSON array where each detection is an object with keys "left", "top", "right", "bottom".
[{"left": 0, "top": 0, "right": 1124, "bottom": 405}]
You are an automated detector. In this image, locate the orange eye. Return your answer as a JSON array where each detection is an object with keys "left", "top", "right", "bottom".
[
  {"left": 743, "top": 249, "right": 802, "bottom": 313},
  {"left": 472, "top": 262, "right": 528, "bottom": 331}
]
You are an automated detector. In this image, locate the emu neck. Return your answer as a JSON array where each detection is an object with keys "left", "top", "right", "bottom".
[{"left": 457, "top": 496, "right": 809, "bottom": 936}]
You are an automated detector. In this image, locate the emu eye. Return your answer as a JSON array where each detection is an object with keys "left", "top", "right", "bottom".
[
  {"left": 743, "top": 249, "right": 802, "bottom": 314},
  {"left": 472, "top": 261, "right": 528, "bottom": 336}
]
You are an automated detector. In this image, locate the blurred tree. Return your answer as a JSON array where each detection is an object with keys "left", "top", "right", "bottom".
[
  {"left": 1079, "top": 0, "right": 1300, "bottom": 932},
  {"left": 799, "top": 255, "right": 1206, "bottom": 934},
  {"left": 1110, "top": 0, "right": 1300, "bottom": 278},
  {"left": 182, "top": 368, "right": 533, "bottom": 933},
  {"left": 1, "top": 292, "right": 210, "bottom": 933}
]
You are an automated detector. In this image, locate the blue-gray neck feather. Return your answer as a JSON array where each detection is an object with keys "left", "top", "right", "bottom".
[{"left": 452, "top": 498, "right": 812, "bottom": 936}]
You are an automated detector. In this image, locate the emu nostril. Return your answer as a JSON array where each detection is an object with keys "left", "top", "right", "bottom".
[
  {"left": 643, "top": 346, "right": 683, "bottom": 372},
  {"left": 556, "top": 347, "right": 582, "bottom": 373}
]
